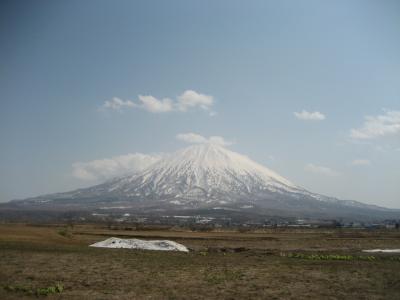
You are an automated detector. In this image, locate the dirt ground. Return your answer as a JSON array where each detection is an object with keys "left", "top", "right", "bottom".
[{"left": 0, "top": 223, "right": 399, "bottom": 299}]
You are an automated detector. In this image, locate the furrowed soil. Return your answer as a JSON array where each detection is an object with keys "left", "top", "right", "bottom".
[{"left": 0, "top": 224, "right": 399, "bottom": 299}]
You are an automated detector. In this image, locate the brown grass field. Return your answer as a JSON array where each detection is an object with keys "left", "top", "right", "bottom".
[{"left": 0, "top": 223, "right": 400, "bottom": 299}]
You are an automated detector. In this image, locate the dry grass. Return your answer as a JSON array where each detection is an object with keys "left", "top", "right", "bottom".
[{"left": 0, "top": 224, "right": 399, "bottom": 299}]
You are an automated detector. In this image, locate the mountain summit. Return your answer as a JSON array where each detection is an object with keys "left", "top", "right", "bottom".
[{"left": 5, "top": 143, "right": 399, "bottom": 221}]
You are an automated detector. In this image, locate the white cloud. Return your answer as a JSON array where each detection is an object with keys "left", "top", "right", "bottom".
[
  {"left": 176, "top": 133, "right": 208, "bottom": 144},
  {"left": 208, "top": 136, "right": 233, "bottom": 146},
  {"left": 176, "top": 133, "right": 233, "bottom": 146},
  {"left": 101, "top": 90, "right": 214, "bottom": 114},
  {"left": 294, "top": 110, "right": 326, "bottom": 121},
  {"left": 101, "top": 97, "right": 136, "bottom": 111},
  {"left": 305, "top": 163, "right": 339, "bottom": 176},
  {"left": 351, "top": 159, "right": 371, "bottom": 166},
  {"left": 176, "top": 90, "right": 213, "bottom": 111},
  {"left": 350, "top": 110, "right": 400, "bottom": 139},
  {"left": 138, "top": 95, "right": 173, "bottom": 113},
  {"left": 72, "top": 153, "right": 162, "bottom": 181}
]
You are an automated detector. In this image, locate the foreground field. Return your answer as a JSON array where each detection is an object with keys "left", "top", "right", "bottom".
[{"left": 0, "top": 224, "right": 399, "bottom": 299}]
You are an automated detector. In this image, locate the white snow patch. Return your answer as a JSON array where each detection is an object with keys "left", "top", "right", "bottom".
[
  {"left": 35, "top": 199, "right": 52, "bottom": 203},
  {"left": 99, "top": 206, "right": 132, "bottom": 209},
  {"left": 240, "top": 205, "right": 254, "bottom": 209},
  {"left": 170, "top": 200, "right": 183, "bottom": 205},
  {"left": 212, "top": 207, "right": 236, "bottom": 211},
  {"left": 90, "top": 237, "right": 189, "bottom": 252},
  {"left": 362, "top": 249, "right": 400, "bottom": 253}
]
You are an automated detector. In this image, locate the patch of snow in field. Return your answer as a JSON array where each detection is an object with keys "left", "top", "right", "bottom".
[
  {"left": 90, "top": 237, "right": 189, "bottom": 252},
  {"left": 170, "top": 200, "right": 183, "bottom": 205},
  {"left": 240, "top": 205, "right": 254, "bottom": 209},
  {"left": 362, "top": 249, "right": 400, "bottom": 253},
  {"left": 99, "top": 206, "right": 132, "bottom": 209}
]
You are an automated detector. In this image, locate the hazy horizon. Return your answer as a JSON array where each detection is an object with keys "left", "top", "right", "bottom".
[{"left": 1, "top": 0, "right": 399, "bottom": 208}]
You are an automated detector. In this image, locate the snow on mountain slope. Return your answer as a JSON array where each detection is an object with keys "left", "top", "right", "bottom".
[{"left": 95, "top": 143, "right": 309, "bottom": 203}]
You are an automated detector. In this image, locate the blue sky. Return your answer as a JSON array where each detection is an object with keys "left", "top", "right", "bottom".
[{"left": 1, "top": 0, "right": 399, "bottom": 208}]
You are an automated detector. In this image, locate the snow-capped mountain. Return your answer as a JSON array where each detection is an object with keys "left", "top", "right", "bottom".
[
  {"left": 5, "top": 143, "right": 399, "bottom": 220},
  {"left": 95, "top": 143, "right": 306, "bottom": 203}
]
